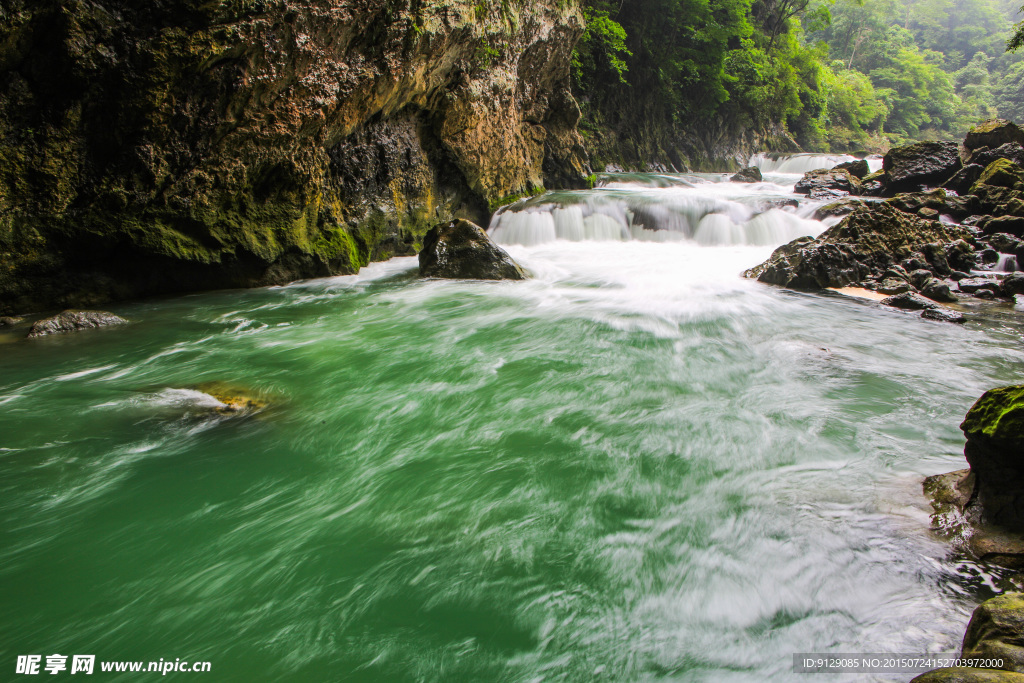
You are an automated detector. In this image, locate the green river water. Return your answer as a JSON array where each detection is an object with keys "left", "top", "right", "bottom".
[{"left": 2, "top": 175, "right": 1024, "bottom": 682}]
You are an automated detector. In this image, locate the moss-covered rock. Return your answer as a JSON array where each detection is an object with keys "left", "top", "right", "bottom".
[
  {"left": 0, "top": 0, "right": 587, "bottom": 314},
  {"left": 965, "top": 120, "right": 1024, "bottom": 153},
  {"left": 911, "top": 667, "right": 1024, "bottom": 682},
  {"left": 962, "top": 386, "right": 1024, "bottom": 441},
  {"left": 962, "top": 593, "right": 1024, "bottom": 672},
  {"left": 973, "top": 160, "right": 1024, "bottom": 192},
  {"left": 883, "top": 141, "right": 962, "bottom": 193}
]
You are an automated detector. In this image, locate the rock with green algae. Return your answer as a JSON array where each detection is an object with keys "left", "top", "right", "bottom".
[
  {"left": 965, "top": 120, "right": 1024, "bottom": 154},
  {"left": 0, "top": 0, "right": 588, "bottom": 315},
  {"left": 961, "top": 386, "right": 1024, "bottom": 528},
  {"left": 962, "top": 593, "right": 1024, "bottom": 671},
  {"left": 418, "top": 220, "right": 526, "bottom": 281}
]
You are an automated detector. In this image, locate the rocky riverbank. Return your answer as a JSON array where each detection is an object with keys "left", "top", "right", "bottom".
[
  {"left": 0, "top": 0, "right": 588, "bottom": 315},
  {"left": 746, "top": 120, "right": 1024, "bottom": 322}
]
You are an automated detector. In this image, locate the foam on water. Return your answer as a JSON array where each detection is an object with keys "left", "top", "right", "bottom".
[
  {"left": 488, "top": 175, "right": 828, "bottom": 248},
  {"left": 749, "top": 152, "right": 884, "bottom": 175}
]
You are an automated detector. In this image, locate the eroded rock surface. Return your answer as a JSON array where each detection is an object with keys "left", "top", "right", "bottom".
[{"left": 419, "top": 219, "right": 526, "bottom": 280}]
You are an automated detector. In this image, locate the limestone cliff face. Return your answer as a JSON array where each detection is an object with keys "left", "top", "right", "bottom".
[{"left": 0, "top": 0, "right": 588, "bottom": 313}]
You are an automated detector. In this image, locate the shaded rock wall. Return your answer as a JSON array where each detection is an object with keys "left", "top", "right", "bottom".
[{"left": 0, "top": 0, "right": 588, "bottom": 313}]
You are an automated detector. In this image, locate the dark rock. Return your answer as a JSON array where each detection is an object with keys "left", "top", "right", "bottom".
[
  {"left": 795, "top": 168, "right": 861, "bottom": 195},
  {"left": 881, "top": 291, "right": 938, "bottom": 310},
  {"left": 981, "top": 249, "right": 1001, "bottom": 266},
  {"left": 758, "top": 198, "right": 800, "bottom": 212},
  {"left": 876, "top": 278, "right": 913, "bottom": 295},
  {"left": 833, "top": 159, "right": 870, "bottom": 178},
  {"left": 730, "top": 166, "right": 763, "bottom": 183},
  {"left": 883, "top": 141, "right": 962, "bottom": 193},
  {"left": 990, "top": 234, "right": 1024, "bottom": 253},
  {"left": 961, "top": 385, "right": 1024, "bottom": 529},
  {"left": 951, "top": 270, "right": 972, "bottom": 281},
  {"left": 945, "top": 164, "right": 986, "bottom": 194},
  {"left": 1002, "top": 273, "right": 1024, "bottom": 296},
  {"left": 970, "top": 143, "right": 1024, "bottom": 169},
  {"left": 965, "top": 119, "right": 1024, "bottom": 153},
  {"left": 961, "top": 592, "right": 1024, "bottom": 672},
  {"left": 419, "top": 219, "right": 527, "bottom": 280},
  {"left": 807, "top": 188, "right": 850, "bottom": 201},
  {"left": 745, "top": 203, "right": 971, "bottom": 290},
  {"left": 985, "top": 217, "right": 1024, "bottom": 238},
  {"left": 977, "top": 289, "right": 997, "bottom": 299},
  {"left": 911, "top": 667, "right": 1024, "bottom": 682},
  {"left": 921, "top": 307, "right": 965, "bottom": 323},
  {"left": 26, "top": 310, "right": 129, "bottom": 338},
  {"left": 910, "top": 269, "right": 935, "bottom": 288},
  {"left": 860, "top": 169, "right": 889, "bottom": 196},
  {"left": 921, "top": 278, "right": 958, "bottom": 303},
  {"left": 923, "top": 242, "right": 954, "bottom": 276},
  {"left": 959, "top": 277, "right": 1001, "bottom": 294},
  {"left": 920, "top": 207, "right": 940, "bottom": 219},
  {"left": 888, "top": 189, "right": 980, "bottom": 221},
  {"left": 813, "top": 198, "right": 867, "bottom": 220}
]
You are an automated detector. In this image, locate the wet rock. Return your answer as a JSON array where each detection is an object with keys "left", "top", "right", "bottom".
[
  {"left": 419, "top": 219, "right": 527, "bottom": 280},
  {"left": 952, "top": 270, "right": 972, "bottom": 281},
  {"left": 807, "top": 188, "right": 850, "bottom": 201},
  {"left": 990, "top": 234, "right": 1024, "bottom": 253},
  {"left": 730, "top": 166, "right": 762, "bottom": 183},
  {"left": 1001, "top": 274, "right": 1024, "bottom": 296},
  {"left": 965, "top": 120, "right": 1024, "bottom": 154},
  {"left": 961, "top": 592, "right": 1024, "bottom": 671},
  {"left": 970, "top": 143, "right": 1024, "bottom": 169},
  {"left": 921, "top": 278, "right": 958, "bottom": 303},
  {"left": 860, "top": 169, "right": 889, "bottom": 196},
  {"left": 833, "top": 159, "right": 869, "bottom": 178},
  {"left": 921, "top": 307, "right": 965, "bottom": 323},
  {"left": 877, "top": 278, "right": 913, "bottom": 295},
  {"left": 985, "top": 217, "right": 1024, "bottom": 238},
  {"left": 946, "top": 164, "right": 986, "bottom": 194},
  {"left": 193, "top": 382, "right": 270, "bottom": 415},
  {"left": 912, "top": 667, "right": 1024, "bottom": 682},
  {"left": 26, "top": 310, "right": 128, "bottom": 338},
  {"left": 884, "top": 141, "right": 962, "bottom": 193},
  {"left": 923, "top": 242, "right": 955, "bottom": 276},
  {"left": 974, "top": 159, "right": 1024, "bottom": 191},
  {"left": 795, "top": 168, "right": 861, "bottom": 195},
  {"left": 920, "top": 207, "right": 940, "bottom": 219},
  {"left": 758, "top": 198, "right": 799, "bottom": 212},
  {"left": 0, "top": 316, "right": 22, "bottom": 327},
  {"left": 744, "top": 203, "right": 971, "bottom": 290},
  {"left": 959, "top": 277, "right": 1001, "bottom": 294},
  {"left": 961, "top": 385, "right": 1024, "bottom": 529},
  {"left": 881, "top": 291, "right": 938, "bottom": 310},
  {"left": 813, "top": 198, "right": 867, "bottom": 220},
  {"left": 888, "top": 189, "right": 980, "bottom": 221}
]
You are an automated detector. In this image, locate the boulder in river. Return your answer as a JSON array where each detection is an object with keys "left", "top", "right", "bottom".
[
  {"left": 961, "top": 593, "right": 1024, "bottom": 672},
  {"left": 970, "top": 143, "right": 1024, "bottom": 170},
  {"left": 27, "top": 310, "right": 128, "bottom": 338},
  {"left": 883, "top": 141, "right": 962, "bottom": 193},
  {"left": 833, "top": 159, "right": 870, "bottom": 178},
  {"left": 965, "top": 119, "right": 1024, "bottom": 155},
  {"left": 912, "top": 669, "right": 1024, "bottom": 682},
  {"left": 744, "top": 203, "right": 970, "bottom": 290},
  {"left": 0, "top": 316, "right": 22, "bottom": 327},
  {"left": 418, "top": 219, "right": 527, "bottom": 280},
  {"left": 794, "top": 168, "right": 861, "bottom": 196},
  {"left": 730, "top": 166, "right": 762, "bottom": 183},
  {"left": 881, "top": 291, "right": 938, "bottom": 310}
]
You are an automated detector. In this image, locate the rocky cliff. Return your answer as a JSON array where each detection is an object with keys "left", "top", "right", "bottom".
[{"left": 0, "top": 0, "right": 589, "bottom": 313}]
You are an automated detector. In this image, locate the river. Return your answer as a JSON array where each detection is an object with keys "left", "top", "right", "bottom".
[{"left": 2, "top": 157, "right": 1023, "bottom": 682}]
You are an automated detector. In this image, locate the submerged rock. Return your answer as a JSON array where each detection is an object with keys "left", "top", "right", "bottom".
[
  {"left": 921, "top": 307, "right": 965, "bottom": 323},
  {"left": 193, "top": 382, "right": 270, "bottom": 415},
  {"left": 419, "top": 219, "right": 527, "bottom": 280},
  {"left": 27, "top": 310, "right": 128, "bottom": 338},
  {"left": 730, "top": 166, "right": 762, "bottom": 183},
  {"left": 884, "top": 141, "right": 962, "bottom": 193},
  {"left": 881, "top": 292, "right": 937, "bottom": 310}
]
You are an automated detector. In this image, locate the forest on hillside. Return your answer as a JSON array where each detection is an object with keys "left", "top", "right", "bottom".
[{"left": 573, "top": 0, "right": 1024, "bottom": 157}]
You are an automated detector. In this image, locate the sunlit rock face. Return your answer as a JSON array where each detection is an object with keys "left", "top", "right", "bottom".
[{"left": 0, "top": 0, "right": 587, "bottom": 313}]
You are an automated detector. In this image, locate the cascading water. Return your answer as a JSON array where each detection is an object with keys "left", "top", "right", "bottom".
[
  {"left": 748, "top": 152, "right": 884, "bottom": 175},
  {"left": 4, "top": 165, "right": 1020, "bottom": 683},
  {"left": 488, "top": 172, "right": 828, "bottom": 248}
]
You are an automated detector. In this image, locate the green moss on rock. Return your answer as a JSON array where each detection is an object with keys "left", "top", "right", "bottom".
[{"left": 961, "top": 386, "right": 1024, "bottom": 440}]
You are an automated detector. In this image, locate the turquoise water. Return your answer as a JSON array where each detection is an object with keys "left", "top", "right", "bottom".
[{"left": 3, "top": 193, "right": 1024, "bottom": 681}]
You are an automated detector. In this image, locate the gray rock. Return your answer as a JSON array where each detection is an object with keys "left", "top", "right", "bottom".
[
  {"left": 910, "top": 268, "right": 935, "bottom": 288},
  {"left": 27, "top": 310, "right": 129, "bottom": 338},
  {"left": 1002, "top": 273, "right": 1024, "bottom": 296},
  {"left": 990, "top": 233, "right": 1024, "bottom": 253},
  {"left": 877, "top": 278, "right": 912, "bottom": 295},
  {"left": 921, "top": 278, "right": 958, "bottom": 303},
  {"left": 419, "top": 219, "right": 527, "bottom": 280},
  {"left": 833, "top": 159, "right": 869, "bottom": 178},
  {"left": 730, "top": 166, "right": 762, "bottom": 183},
  {"left": 883, "top": 141, "right": 962, "bottom": 193},
  {"left": 795, "top": 168, "right": 861, "bottom": 196},
  {"left": 921, "top": 307, "right": 965, "bottom": 323},
  {"left": 959, "top": 277, "right": 1001, "bottom": 294},
  {"left": 881, "top": 291, "right": 938, "bottom": 310}
]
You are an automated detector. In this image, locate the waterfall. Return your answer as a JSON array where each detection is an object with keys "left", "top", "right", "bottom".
[
  {"left": 488, "top": 177, "right": 828, "bottom": 248},
  {"left": 748, "top": 152, "right": 883, "bottom": 175}
]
